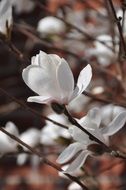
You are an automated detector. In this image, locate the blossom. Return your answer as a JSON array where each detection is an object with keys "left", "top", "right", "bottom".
[
  {"left": 57, "top": 108, "right": 126, "bottom": 173},
  {"left": 0, "top": 121, "right": 19, "bottom": 154},
  {"left": 17, "top": 128, "right": 40, "bottom": 165},
  {"left": 40, "top": 113, "right": 70, "bottom": 145},
  {"left": 22, "top": 51, "right": 92, "bottom": 105},
  {"left": 0, "top": 0, "right": 12, "bottom": 35},
  {"left": 87, "top": 35, "right": 118, "bottom": 66},
  {"left": 37, "top": 16, "right": 66, "bottom": 37}
]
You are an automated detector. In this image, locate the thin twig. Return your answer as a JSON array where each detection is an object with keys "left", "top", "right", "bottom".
[
  {"left": 0, "top": 126, "right": 88, "bottom": 190},
  {"left": 63, "top": 106, "right": 126, "bottom": 159},
  {"left": 31, "top": 0, "right": 114, "bottom": 51},
  {"left": 0, "top": 87, "right": 68, "bottom": 129},
  {"left": 107, "top": 0, "right": 126, "bottom": 54}
]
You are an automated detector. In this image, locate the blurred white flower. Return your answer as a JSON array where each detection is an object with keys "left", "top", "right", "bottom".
[
  {"left": 68, "top": 182, "right": 83, "bottom": 190},
  {"left": 0, "top": 0, "right": 12, "bottom": 35},
  {"left": 87, "top": 35, "right": 118, "bottom": 66},
  {"left": 0, "top": 121, "right": 18, "bottom": 154},
  {"left": 17, "top": 128, "right": 40, "bottom": 165},
  {"left": 37, "top": 16, "right": 66, "bottom": 37},
  {"left": 40, "top": 113, "right": 70, "bottom": 145},
  {"left": 57, "top": 108, "right": 126, "bottom": 173},
  {"left": 19, "top": 128, "right": 40, "bottom": 149},
  {"left": 59, "top": 165, "right": 83, "bottom": 179},
  {"left": 10, "top": 0, "right": 35, "bottom": 14},
  {"left": 22, "top": 51, "right": 92, "bottom": 105}
]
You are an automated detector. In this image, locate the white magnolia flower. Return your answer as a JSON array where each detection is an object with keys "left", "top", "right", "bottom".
[
  {"left": 22, "top": 51, "right": 92, "bottom": 105},
  {"left": 0, "top": 0, "right": 12, "bottom": 35},
  {"left": 40, "top": 113, "right": 70, "bottom": 145},
  {"left": 37, "top": 16, "right": 66, "bottom": 37},
  {"left": 57, "top": 108, "right": 126, "bottom": 173},
  {"left": 17, "top": 128, "right": 40, "bottom": 165},
  {"left": 0, "top": 121, "right": 19, "bottom": 154}
]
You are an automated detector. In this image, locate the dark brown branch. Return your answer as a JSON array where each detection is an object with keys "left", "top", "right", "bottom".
[
  {"left": 107, "top": 0, "right": 126, "bottom": 54},
  {"left": 0, "top": 87, "right": 68, "bottom": 129},
  {"left": 63, "top": 106, "right": 126, "bottom": 160},
  {"left": 0, "top": 126, "right": 88, "bottom": 190}
]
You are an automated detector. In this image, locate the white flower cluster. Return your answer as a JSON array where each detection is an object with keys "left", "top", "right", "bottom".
[{"left": 21, "top": 51, "right": 126, "bottom": 174}]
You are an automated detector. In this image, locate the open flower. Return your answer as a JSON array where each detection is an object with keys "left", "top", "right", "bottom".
[
  {"left": 57, "top": 108, "right": 126, "bottom": 173},
  {"left": 0, "top": 0, "right": 12, "bottom": 36},
  {"left": 22, "top": 51, "right": 92, "bottom": 105}
]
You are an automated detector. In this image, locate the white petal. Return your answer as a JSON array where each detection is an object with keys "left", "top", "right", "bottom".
[
  {"left": 27, "top": 96, "right": 53, "bottom": 104},
  {"left": 79, "top": 116, "right": 106, "bottom": 144},
  {"left": 31, "top": 54, "right": 39, "bottom": 65},
  {"left": 88, "top": 107, "right": 101, "bottom": 127},
  {"left": 65, "top": 150, "right": 90, "bottom": 173},
  {"left": 71, "top": 64, "right": 92, "bottom": 100},
  {"left": 68, "top": 182, "right": 83, "bottom": 190},
  {"left": 69, "top": 125, "right": 90, "bottom": 143},
  {"left": 101, "top": 111, "right": 126, "bottom": 136},
  {"left": 20, "top": 128, "right": 40, "bottom": 150},
  {"left": 22, "top": 65, "right": 60, "bottom": 98},
  {"left": 0, "top": 0, "right": 12, "bottom": 34},
  {"left": 57, "top": 142, "right": 82, "bottom": 164},
  {"left": 57, "top": 58, "right": 74, "bottom": 102},
  {"left": 5, "top": 121, "right": 19, "bottom": 136},
  {"left": 17, "top": 153, "right": 28, "bottom": 165},
  {"left": 49, "top": 54, "right": 61, "bottom": 65},
  {"left": 38, "top": 51, "right": 52, "bottom": 68},
  {"left": 0, "top": 0, "right": 12, "bottom": 35}
]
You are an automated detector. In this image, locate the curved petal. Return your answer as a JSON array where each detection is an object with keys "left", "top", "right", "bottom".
[
  {"left": 5, "top": 122, "right": 19, "bottom": 137},
  {"left": 101, "top": 111, "right": 126, "bottom": 136},
  {"left": 38, "top": 51, "right": 53, "bottom": 68},
  {"left": 71, "top": 64, "right": 92, "bottom": 100},
  {"left": 27, "top": 96, "right": 53, "bottom": 104},
  {"left": 79, "top": 116, "right": 106, "bottom": 144},
  {"left": 64, "top": 150, "right": 91, "bottom": 173},
  {"left": 0, "top": 0, "right": 12, "bottom": 34},
  {"left": 69, "top": 125, "right": 90, "bottom": 143},
  {"left": 57, "top": 142, "right": 82, "bottom": 164},
  {"left": 31, "top": 53, "right": 40, "bottom": 66},
  {"left": 87, "top": 107, "right": 101, "bottom": 127},
  {"left": 57, "top": 58, "right": 74, "bottom": 102},
  {"left": 49, "top": 54, "right": 61, "bottom": 65},
  {"left": 22, "top": 65, "right": 60, "bottom": 98},
  {"left": 17, "top": 153, "right": 28, "bottom": 166}
]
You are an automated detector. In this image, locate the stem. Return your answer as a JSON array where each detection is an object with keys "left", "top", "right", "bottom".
[
  {"left": 107, "top": 0, "right": 126, "bottom": 54},
  {"left": 64, "top": 106, "right": 126, "bottom": 159},
  {"left": 106, "top": 0, "right": 126, "bottom": 79},
  {"left": 0, "top": 87, "right": 68, "bottom": 129},
  {"left": 0, "top": 126, "right": 88, "bottom": 190},
  {"left": 64, "top": 107, "right": 109, "bottom": 149}
]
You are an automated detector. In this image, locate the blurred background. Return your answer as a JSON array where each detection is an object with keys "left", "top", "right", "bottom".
[{"left": 0, "top": 0, "right": 126, "bottom": 189}]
